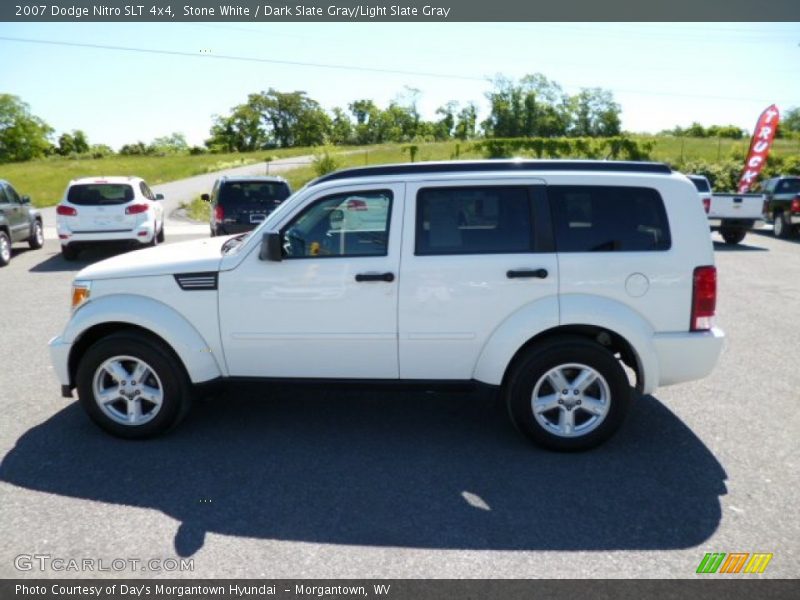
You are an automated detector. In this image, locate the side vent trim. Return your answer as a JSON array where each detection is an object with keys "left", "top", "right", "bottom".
[{"left": 174, "top": 272, "right": 218, "bottom": 291}]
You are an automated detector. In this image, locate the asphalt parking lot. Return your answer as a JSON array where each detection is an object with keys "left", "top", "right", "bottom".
[{"left": 0, "top": 227, "right": 798, "bottom": 579}]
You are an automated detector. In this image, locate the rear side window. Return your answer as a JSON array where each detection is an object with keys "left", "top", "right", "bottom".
[
  {"left": 219, "top": 181, "right": 290, "bottom": 205},
  {"left": 550, "top": 186, "right": 671, "bottom": 252},
  {"left": 776, "top": 178, "right": 800, "bottom": 194},
  {"left": 68, "top": 184, "right": 134, "bottom": 206},
  {"left": 0, "top": 185, "right": 8, "bottom": 203},
  {"left": 416, "top": 187, "right": 533, "bottom": 255},
  {"left": 688, "top": 176, "right": 710, "bottom": 193}
]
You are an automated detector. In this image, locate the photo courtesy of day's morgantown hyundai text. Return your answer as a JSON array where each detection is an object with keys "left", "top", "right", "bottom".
[{"left": 48, "top": 160, "right": 724, "bottom": 451}]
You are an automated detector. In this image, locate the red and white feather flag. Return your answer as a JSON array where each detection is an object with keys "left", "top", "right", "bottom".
[{"left": 737, "top": 104, "right": 780, "bottom": 193}]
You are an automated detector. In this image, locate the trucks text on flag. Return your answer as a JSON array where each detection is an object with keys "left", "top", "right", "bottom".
[{"left": 737, "top": 104, "right": 780, "bottom": 193}]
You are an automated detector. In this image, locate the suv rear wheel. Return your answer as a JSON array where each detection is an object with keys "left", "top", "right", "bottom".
[
  {"left": 28, "top": 220, "right": 44, "bottom": 249},
  {"left": 505, "top": 336, "right": 631, "bottom": 451},
  {"left": 773, "top": 211, "right": 791, "bottom": 239},
  {"left": 76, "top": 331, "right": 192, "bottom": 439},
  {"left": 0, "top": 231, "right": 11, "bottom": 266}
]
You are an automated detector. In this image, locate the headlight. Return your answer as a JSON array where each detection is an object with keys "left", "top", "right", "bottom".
[{"left": 71, "top": 281, "right": 91, "bottom": 310}]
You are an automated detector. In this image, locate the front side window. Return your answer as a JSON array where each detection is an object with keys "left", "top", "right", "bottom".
[
  {"left": 0, "top": 185, "right": 8, "bottom": 203},
  {"left": 4, "top": 184, "right": 20, "bottom": 203},
  {"left": 550, "top": 186, "right": 671, "bottom": 252},
  {"left": 415, "top": 187, "right": 533, "bottom": 255},
  {"left": 67, "top": 184, "right": 134, "bottom": 206},
  {"left": 282, "top": 190, "right": 392, "bottom": 258}
]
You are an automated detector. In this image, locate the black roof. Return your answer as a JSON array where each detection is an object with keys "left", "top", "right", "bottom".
[{"left": 309, "top": 160, "right": 672, "bottom": 186}]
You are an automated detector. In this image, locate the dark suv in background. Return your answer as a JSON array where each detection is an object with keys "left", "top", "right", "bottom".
[
  {"left": 761, "top": 176, "right": 800, "bottom": 239},
  {"left": 0, "top": 179, "right": 43, "bottom": 266},
  {"left": 203, "top": 176, "right": 291, "bottom": 237}
]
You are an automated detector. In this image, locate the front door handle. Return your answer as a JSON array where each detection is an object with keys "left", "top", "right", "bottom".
[
  {"left": 355, "top": 272, "right": 395, "bottom": 283},
  {"left": 507, "top": 268, "right": 548, "bottom": 279}
]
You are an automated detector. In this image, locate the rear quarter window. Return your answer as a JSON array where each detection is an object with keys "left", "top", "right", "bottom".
[
  {"left": 68, "top": 184, "right": 134, "bottom": 206},
  {"left": 550, "top": 185, "right": 671, "bottom": 252}
]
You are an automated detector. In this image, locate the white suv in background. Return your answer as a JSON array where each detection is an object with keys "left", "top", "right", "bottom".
[
  {"left": 56, "top": 176, "right": 165, "bottom": 260},
  {"left": 49, "top": 161, "right": 724, "bottom": 451}
]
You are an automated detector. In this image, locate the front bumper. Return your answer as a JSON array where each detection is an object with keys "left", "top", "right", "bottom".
[
  {"left": 653, "top": 327, "right": 725, "bottom": 388},
  {"left": 48, "top": 335, "right": 73, "bottom": 395}
]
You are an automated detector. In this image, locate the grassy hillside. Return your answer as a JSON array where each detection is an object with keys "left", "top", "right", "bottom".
[
  {"left": 0, "top": 147, "right": 314, "bottom": 207},
  {"left": 3, "top": 137, "right": 799, "bottom": 208}
]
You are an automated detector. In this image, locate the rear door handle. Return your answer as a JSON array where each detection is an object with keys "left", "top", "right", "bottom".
[
  {"left": 355, "top": 272, "right": 395, "bottom": 283},
  {"left": 507, "top": 268, "right": 548, "bottom": 279}
]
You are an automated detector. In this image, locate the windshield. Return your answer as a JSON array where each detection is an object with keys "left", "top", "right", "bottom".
[
  {"left": 67, "top": 184, "right": 134, "bottom": 205},
  {"left": 219, "top": 181, "right": 290, "bottom": 205}
]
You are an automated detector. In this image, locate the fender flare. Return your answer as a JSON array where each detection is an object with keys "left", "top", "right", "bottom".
[
  {"left": 65, "top": 294, "right": 223, "bottom": 384},
  {"left": 473, "top": 294, "right": 658, "bottom": 394}
]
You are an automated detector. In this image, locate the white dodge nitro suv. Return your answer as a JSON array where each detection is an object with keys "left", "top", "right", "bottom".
[{"left": 49, "top": 161, "right": 724, "bottom": 450}]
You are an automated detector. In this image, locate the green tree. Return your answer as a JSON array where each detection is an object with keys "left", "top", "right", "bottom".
[
  {"left": 253, "top": 89, "right": 330, "bottom": 147},
  {"left": 454, "top": 103, "right": 478, "bottom": 140},
  {"left": 329, "top": 107, "right": 354, "bottom": 145},
  {"left": 57, "top": 129, "right": 90, "bottom": 155},
  {"left": 482, "top": 74, "right": 570, "bottom": 138},
  {"left": 57, "top": 132, "right": 75, "bottom": 155},
  {"left": 568, "top": 88, "right": 621, "bottom": 137},
  {"left": 149, "top": 132, "right": 188, "bottom": 155},
  {"left": 0, "top": 94, "right": 53, "bottom": 162},
  {"left": 434, "top": 101, "right": 457, "bottom": 141},
  {"left": 779, "top": 107, "right": 800, "bottom": 137},
  {"left": 206, "top": 96, "right": 268, "bottom": 152}
]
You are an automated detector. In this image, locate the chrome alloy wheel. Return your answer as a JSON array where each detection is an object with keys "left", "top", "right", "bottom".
[
  {"left": 33, "top": 222, "right": 44, "bottom": 245},
  {"left": 531, "top": 363, "right": 611, "bottom": 438},
  {"left": 0, "top": 235, "right": 10, "bottom": 263},
  {"left": 92, "top": 355, "right": 164, "bottom": 426}
]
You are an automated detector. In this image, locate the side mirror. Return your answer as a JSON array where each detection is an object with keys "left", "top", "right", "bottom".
[
  {"left": 201, "top": 193, "right": 210, "bottom": 202},
  {"left": 155, "top": 193, "right": 164, "bottom": 201},
  {"left": 21, "top": 195, "right": 31, "bottom": 204},
  {"left": 259, "top": 231, "right": 283, "bottom": 261}
]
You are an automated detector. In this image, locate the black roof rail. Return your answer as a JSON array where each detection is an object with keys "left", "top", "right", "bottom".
[{"left": 308, "top": 159, "right": 672, "bottom": 186}]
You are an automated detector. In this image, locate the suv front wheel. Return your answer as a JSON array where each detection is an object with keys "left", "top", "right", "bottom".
[
  {"left": 76, "top": 331, "right": 192, "bottom": 439},
  {"left": 505, "top": 336, "right": 631, "bottom": 451}
]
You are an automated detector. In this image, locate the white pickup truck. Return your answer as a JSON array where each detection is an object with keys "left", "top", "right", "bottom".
[{"left": 687, "top": 174, "right": 765, "bottom": 245}]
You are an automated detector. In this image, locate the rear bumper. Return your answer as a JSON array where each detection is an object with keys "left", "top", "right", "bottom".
[
  {"left": 58, "top": 222, "right": 156, "bottom": 245},
  {"left": 48, "top": 335, "right": 72, "bottom": 392},
  {"left": 653, "top": 327, "right": 725, "bottom": 388},
  {"left": 708, "top": 218, "right": 763, "bottom": 229}
]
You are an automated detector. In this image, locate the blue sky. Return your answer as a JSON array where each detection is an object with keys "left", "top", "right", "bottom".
[{"left": 1, "top": 21, "right": 798, "bottom": 149}]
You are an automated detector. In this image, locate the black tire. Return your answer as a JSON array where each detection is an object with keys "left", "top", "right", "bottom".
[
  {"left": 721, "top": 227, "right": 746, "bottom": 245},
  {"left": 505, "top": 336, "right": 632, "bottom": 451},
  {"left": 61, "top": 244, "right": 79, "bottom": 261},
  {"left": 773, "top": 211, "right": 791, "bottom": 239},
  {"left": 0, "top": 231, "right": 11, "bottom": 267},
  {"left": 28, "top": 220, "right": 44, "bottom": 249},
  {"left": 156, "top": 223, "right": 165, "bottom": 243},
  {"left": 76, "top": 331, "right": 192, "bottom": 439}
]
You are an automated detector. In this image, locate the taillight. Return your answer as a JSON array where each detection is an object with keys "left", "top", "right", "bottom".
[
  {"left": 791, "top": 196, "right": 800, "bottom": 214},
  {"left": 125, "top": 203, "right": 149, "bottom": 215},
  {"left": 702, "top": 198, "right": 711, "bottom": 214},
  {"left": 214, "top": 205, "right": 224, "bottom": 222},
  {"left": 691, "top": 266, "right": 717, "bottom": 332},
  {"left": 56, "top": 205, "right": 77, "bottom": 216}
]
